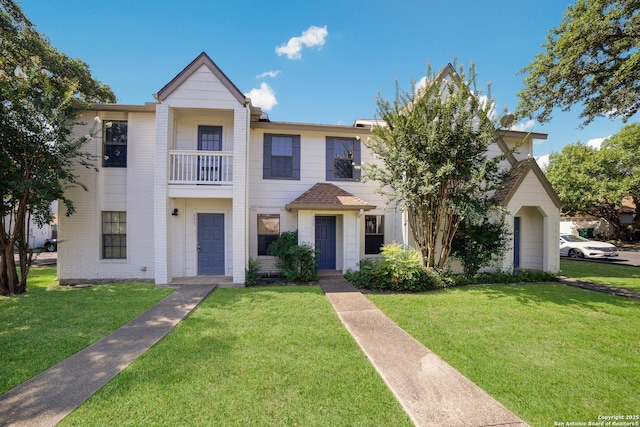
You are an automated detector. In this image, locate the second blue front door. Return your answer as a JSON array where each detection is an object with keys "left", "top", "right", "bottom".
[
  {"left": 198, "top": 213, "right": 225, "bottom": 275},
  {"left": 315, "top": 216, "right": 336, "bottom": 270}
]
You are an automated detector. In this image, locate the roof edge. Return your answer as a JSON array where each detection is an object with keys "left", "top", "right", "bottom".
[{"left": 155, "top": 52, "right": 246, "bottom": 105}]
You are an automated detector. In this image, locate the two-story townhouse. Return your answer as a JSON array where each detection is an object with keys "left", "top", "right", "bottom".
[{"left": 58, "top": 52, "right": 560, "bottom": 286}]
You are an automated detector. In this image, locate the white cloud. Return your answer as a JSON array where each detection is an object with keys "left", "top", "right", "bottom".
[
  {"left": 536, "top": 154, "right": 550, "bottom": 170},
  {"left": 256, "top": 70, "right": 281, "bottom": 79},
  {"left": 276, "top": 25, "right": 328, "bottom": 60},
  {"left": 586, "top": 136, "right": 610, "bottom": 150},
  {"left": 245, "top": 82, "right": 277, "bottom": 111},
  {"left": 510, "top": 119, "right": 535, "bottom": 132}
]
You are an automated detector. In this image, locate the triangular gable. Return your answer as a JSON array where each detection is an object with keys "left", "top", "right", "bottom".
[
  {"left": 494, "top": 157, "right": 562, "bottom": 209},
  {"left": 154, "top": 52, "right": 246, "bottom": 104}
]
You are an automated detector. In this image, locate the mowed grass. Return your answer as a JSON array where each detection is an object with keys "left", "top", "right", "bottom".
[
  {"left": 61, "top": 286, "right": 412, "bottom": 427},
  {"left": 560, "top": 259, "right": 640, "bottom": 292},
  {"left": 0, "top": 267, "right": 173, "bottom": 394},
  {"left": 367, "top": 284, "right": 640, "bottom": 426}
]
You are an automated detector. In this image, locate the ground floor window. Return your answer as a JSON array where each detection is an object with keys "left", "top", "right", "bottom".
[
  {"left": 365, "top": 215, "right": 384, "bottom": 254},
  {"left": 102, "top": 211, "right": 126, "bottom": 259},
  {"left": 258, "top": 214, "right": 280, "bottom": 255}
]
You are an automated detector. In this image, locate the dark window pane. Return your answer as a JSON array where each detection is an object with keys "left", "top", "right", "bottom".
[
  {"left": 199, "top": 126, "right": 222, "bottom": 151},
  {"left": 365, "top": 235, "right": 384, "bottom": 254},
  {"left": 271, "top": 156, "right": 293, "bottom": 177},
  {"left": 334, "top": 159, "right": 353, "bottom": 178},
  {"left": 102, "top": 211, "right": 126, "bottom": 259},
  {"left": 104, "top": 145, "right": 127, "bottom": 167},
  {"left": 333, "top": 139, "right": 353, "bottom": 159},
  {"left": 258, "top": 234, "right": 279, "bottom": 256},
  {"left": 258, "top": 214, "right": 280, "bottom": 255},
  {"left": 103, "top": 120, "right": 128, "bottom": 167},
  {"left": 365, "top": 215, "right": 384, "bottom": 254}
]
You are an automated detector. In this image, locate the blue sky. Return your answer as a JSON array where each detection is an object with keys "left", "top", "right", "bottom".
[{"left": 21, "top": 0, "right": 638, "bottom": 164}]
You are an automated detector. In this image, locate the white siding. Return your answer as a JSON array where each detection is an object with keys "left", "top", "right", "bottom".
[
  {"left": 59, "top": 111, "right": 156, "bottom": 283},
  {"left": 162, "top": 65, "right": 241, "bottom": 109},
  {"left": 505, "top": 170, "right": 560, "bottom": 273},
  {"left": 173, "top": 110, "right": 234, "bottom": 151},
  {"left": 168, "top": 198, "right": 233, "bottom": 277}
]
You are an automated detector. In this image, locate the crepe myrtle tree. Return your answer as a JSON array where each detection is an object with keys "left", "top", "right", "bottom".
[
  {"left": 0, "top": 0, "right": 115, "bottom": 295},
  {"left": 364, "top": 62, "right": 511, "bottom": 270}
]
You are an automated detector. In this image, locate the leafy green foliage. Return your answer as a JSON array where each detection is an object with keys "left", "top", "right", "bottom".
[
  {"left": 452, "top": 210, "right": 510, "bottom": 276},
  {"left": 366, "top": 62, "right": 509, "bottom": 270},
  {"left": 452, "top": 269, "right": 558, "bottom": 286},
  {"left": 517, "top": 0, "right": 640, "bottom": 126},
  {"left": 545, "top": 123, "right": 640, "bottom": 239},
  {"left": 267, "top": 231, "right": 318, "bottom": 283},
  {"left": 244, "top": 258, "right": 261, "bottom": 287},
  {"left": 345, "top": 243, "right": 452, "bottom": 291},
  {"left": 0, "top": 0, "right": 115, "bottom": 294}
]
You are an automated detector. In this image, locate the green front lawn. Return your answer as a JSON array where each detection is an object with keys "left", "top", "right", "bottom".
[
  {"left": 560, "top": 259, "right": 640, "bottom": 292},
  {"left": 61, "top": 286, "right": 411, "bottom": 426},
  {"left": 0, "top": 267, "right": 173, "bottom": 394},
  {"left": 367, "top": 284, "right": 640, "bottom": 426}
]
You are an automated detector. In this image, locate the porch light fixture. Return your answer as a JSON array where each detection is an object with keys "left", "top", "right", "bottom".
[{"left": 172, "top": 208, "right": 179, "bottom": 216}]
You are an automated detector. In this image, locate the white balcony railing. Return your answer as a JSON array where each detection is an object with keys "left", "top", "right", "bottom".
[{"left": 169, "top": 150, "right": 233, "bottom": 185}]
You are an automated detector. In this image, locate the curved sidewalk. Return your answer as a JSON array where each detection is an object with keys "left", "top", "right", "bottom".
[
  {"left": 318, "top": 272, "right": 528, "bottom": 427},
  {"left": 0, "top": 283, "right": 216, "bottom": 427}
]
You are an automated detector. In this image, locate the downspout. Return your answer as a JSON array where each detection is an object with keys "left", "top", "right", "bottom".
[{"left": 356, "top": 209, "right": 365, "bottom": 271}]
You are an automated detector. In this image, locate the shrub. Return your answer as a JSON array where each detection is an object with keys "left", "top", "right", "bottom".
[
  {"left": 452, "top": 269, "right": 559, "bottom": 286},
  {"left": 268, "top": 231, "right": 318, "bottom": 283},
  {"left": 345, "top": 243, "right": 451, "bottom": 292},
  {"left": 451, "top": 211, "right": 510, "bottom": 277},
  {"left": 245, "top": 258, "right": 261, "bottom": 287}
]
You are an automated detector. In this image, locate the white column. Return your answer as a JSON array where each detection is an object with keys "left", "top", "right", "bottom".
[
  {"left": 154, "top": 104, "right": 170, "bottom": 285},
  {"left": 231, "top": 105, "right": 248, "bottom": 283}
]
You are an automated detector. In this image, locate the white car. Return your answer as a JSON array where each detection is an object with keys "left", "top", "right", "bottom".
[{"left": 559, "top": 234, "right": 619, "bottom": 259}]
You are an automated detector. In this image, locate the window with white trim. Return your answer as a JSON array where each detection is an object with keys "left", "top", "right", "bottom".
[
  {"left": 102, "top": 211, "right": 126, "bottom": 259},
  {"left": 258, "top": 214, "right": 280, "bottom": 255},
  {"left": 365, "top": 215, "right": 384, "bottom": 254},
  {"left": 103, "top": 120, "right": 127, "bottom": 167}
]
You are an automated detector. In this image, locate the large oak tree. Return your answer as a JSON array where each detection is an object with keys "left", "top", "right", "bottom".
[
  {"left": 545, "top": 123, "right": 640, "bottom": 239},
  {"left": 517, "top": 0, "right": 640, "bottom": 126},
  {"left": 0, "top": 0, "right": 115, "bottom": 295}
]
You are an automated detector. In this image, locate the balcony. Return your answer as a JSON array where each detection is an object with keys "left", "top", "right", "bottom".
[{"left": 168, "top": 150, "right": 233, "bottom": 198}]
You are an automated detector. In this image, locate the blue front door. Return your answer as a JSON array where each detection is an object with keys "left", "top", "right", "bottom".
[
  {"left": 513, "top": 216, "right": 521, "bottom": 268},
  {"left": 315, "top": 216, "right": 336, "bottom": 270},
  {"left": 198, "top": 213, "right": 225, "bottom": 275}
]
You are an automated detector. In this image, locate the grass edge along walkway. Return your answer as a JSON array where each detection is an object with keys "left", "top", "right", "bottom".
[{"left": 0, "top": 284, "right": 215, "bottom": 427}]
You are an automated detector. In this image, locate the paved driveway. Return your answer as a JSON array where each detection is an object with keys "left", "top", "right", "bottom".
[
  {"left": 611, "top": 250, "right": 640, "bottom": 267},
  {"left": 562, "top": 249, "right": 640, "bottom": 267}
]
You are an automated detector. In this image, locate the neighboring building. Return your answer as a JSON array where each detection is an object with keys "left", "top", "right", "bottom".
[
  {"left": 3, "top": 201, "right": 57, "bottom": 249},
  {"left": 560, "top": 196, "right": 636, "bottom": 240},
  {"left": 58, "top": 53, "right": 560, "bottom": 285}
]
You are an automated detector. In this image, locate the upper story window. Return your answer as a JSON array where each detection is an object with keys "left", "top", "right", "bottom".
[
  {"left": 326, "top": 137, "right": 360, "bottom": 181},
  {"left": 257, "top": 214, "right": 280, "bottom": 255},
  {"left": 365, "top": 215, "right": 384, "bottom": 255},
  {"left": 263, "top": 134, "right": 300, "bottom": 180},
  {"left": 103, "top": 120, "right": 127, "bottom": 167}
]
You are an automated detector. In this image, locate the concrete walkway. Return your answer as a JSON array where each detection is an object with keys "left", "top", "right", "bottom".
[
  {"left": 317, "top": 271, "right": 528, "bottom": 427},
  {"left": 0, "top": 283, "right": 216, "bottom": 427}
]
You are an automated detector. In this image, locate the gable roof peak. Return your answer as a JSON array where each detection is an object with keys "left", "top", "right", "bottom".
[{"left": 154, "top": 52, "right": 247, "bottom": 105}]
